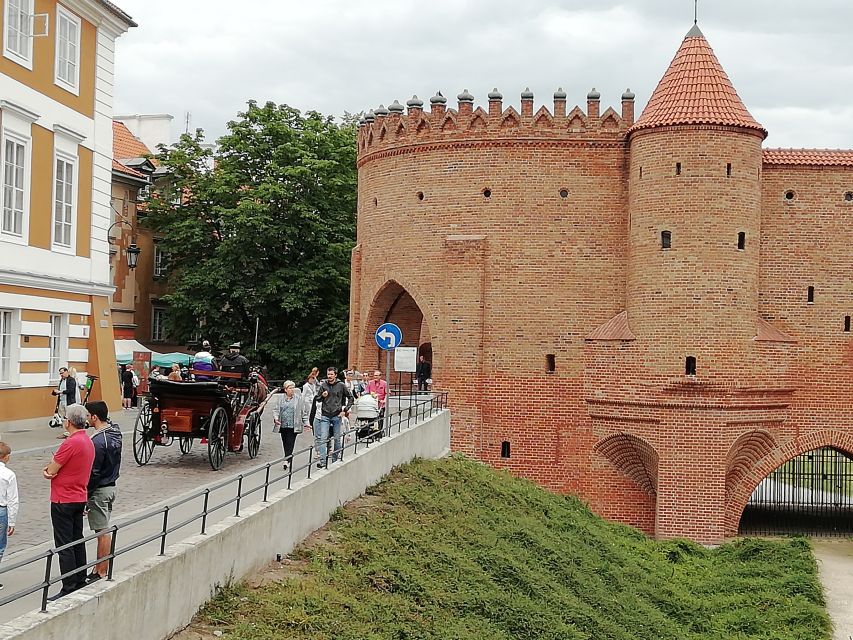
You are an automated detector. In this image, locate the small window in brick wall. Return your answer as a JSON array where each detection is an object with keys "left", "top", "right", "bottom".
[
  {"left": 727, "top": 163, "right": 732, "bottom": 177},
  {"left": 845, "top": 191, "right": 853, "bottom": 202},
  {"left": 676, "top": 162, "right": 682, "bottom": 176},
  {"left": 845, "top": 316, "right": 851, "bottom": 332},
  {"left": 685, "top": 356, "right": 697, "bottom": 376},
  {"left": 807, "top": 286, "right": 815, "bottom": 303},
  {"left": 639, "top": 166, "right": 643, "bottom": 179},
  {"left": 737, "top": 232, "right": 746, "bottom": 250},
  {"left": 501, "top": 441, "right": 511, "bottom": 458},
  {"left": 546, "top": 354, "right": 556, "bottom": 373},
  {"left": 661, "top": 230, "right": 672, "bottom": 249}
]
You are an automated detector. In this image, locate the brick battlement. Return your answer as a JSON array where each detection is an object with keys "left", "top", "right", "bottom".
[{"left": 356, "top": 88, "right": 635, "bottom": 165}]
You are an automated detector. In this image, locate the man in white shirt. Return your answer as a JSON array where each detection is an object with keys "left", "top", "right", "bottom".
[{"left": 0, "top": 442, "right": 19, "bottom": 590}]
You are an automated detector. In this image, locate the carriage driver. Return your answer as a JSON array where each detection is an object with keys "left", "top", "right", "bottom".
[{"left": 219, "top": 342, "right": 250, "bottom": 377}]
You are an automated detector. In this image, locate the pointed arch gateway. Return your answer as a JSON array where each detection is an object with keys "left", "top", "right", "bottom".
[
  {"left": 727, "top": 430, "right": 853, "bottom": 537},
  {"left": 361, "top": 279, "right": 434, "bottom": 374}
]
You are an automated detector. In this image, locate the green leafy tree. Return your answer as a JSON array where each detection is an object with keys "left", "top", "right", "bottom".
[{"left": 143, "top": 101, "right": 357, "bottom": 379}]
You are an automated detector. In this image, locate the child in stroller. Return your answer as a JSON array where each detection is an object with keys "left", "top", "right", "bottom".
[{"left": 354, "top": 393, "right": 384, "bottom": 442}]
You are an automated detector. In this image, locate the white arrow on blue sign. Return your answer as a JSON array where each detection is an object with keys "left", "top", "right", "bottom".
[{"left": 375, "top": 323, "right": 402, "bottom": 351}]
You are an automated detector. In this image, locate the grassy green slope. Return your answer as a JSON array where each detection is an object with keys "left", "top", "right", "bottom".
[{"left": 201, "top": 456, "right": 831, "bottom": 640}]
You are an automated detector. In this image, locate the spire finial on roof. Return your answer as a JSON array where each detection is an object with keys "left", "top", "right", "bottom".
[{"left": 694, "top": 0, "right": 698, "bottom": 25}]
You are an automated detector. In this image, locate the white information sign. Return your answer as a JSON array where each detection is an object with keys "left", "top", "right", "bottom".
[{"left": 394, "top": 346, "right": 418, "bottom": 372}]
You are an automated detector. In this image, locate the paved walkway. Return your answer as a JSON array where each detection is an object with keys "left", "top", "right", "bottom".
[
  {"left": 0, "top": 406, "right": 307, "bottom": 553},
  {"left": 813, "top": 539, "right": 853, "bottom": 640}
]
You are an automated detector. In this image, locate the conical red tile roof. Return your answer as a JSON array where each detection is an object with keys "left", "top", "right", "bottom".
[{"left": 630, "top": 25, "right": 766, "bottom": 138}]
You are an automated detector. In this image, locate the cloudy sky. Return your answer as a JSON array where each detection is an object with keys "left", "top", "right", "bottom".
[{"left": 112, "top": 0, "right": 853, "bottom": 149}]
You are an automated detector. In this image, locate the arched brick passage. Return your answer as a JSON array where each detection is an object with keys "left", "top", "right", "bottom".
[
  {"left": 361, "top": 280, "right": 433, "bottom": 371},
  {"left": 725, "top": 429, "right": 777, "bottom": 500},
  {"left": 725, "top": 429, "right": 853, "bottom": 535},
  {"left": 594, "top": 433, "right": 659, "bottom": 495}
]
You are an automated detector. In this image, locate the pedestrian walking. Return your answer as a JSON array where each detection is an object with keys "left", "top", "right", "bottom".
[
  {"left": 120, "top": 365, "right": 134, "bottom": 410},
  {"left": 273, "top": 381, "right": 307, "bottom": 470},
  {"left": 301, "top": 367, "right": 321, "bottom": 429},
  {"left": 314, "top": 367, "right": 353, "bottom": 468},
  {"left": 416, "top": 356, "right": 432, "bottom": 392},
  {"left": 0, "top": 442, "right": 19, "bottom": 590},
  {"left": 43, "top": 404, "right": 95, "bottom": 600},
  {"left": 84, "top": 401, "right": 122, "bottom": 583}
]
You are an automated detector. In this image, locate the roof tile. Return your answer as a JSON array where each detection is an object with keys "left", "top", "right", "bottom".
[
  {"left": 763, "top": 148, "right": 853, "bottom": 167},
  {"left": 631, "top": 28, "right": 765, "bottom": 137}
]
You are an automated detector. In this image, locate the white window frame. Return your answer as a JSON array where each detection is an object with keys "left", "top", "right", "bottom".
[
  {"left": 0, "top": 309, "right": 13, "bottom": 384},
  {"left": 51, "top": 151, "right": 77, "bottom": 253},
  {"left": 3, "top": 0, "right": 34, "bottom": 70},
  {"left": 54, "top": 5, "right": 81, "bottom": 95},
  {"left": 1, "top": 129, "right": 31, "bottom": 245},
  {"left": 153, "top": 244, "right": 167, "bottom": 277},
  {"left": 152, "top": 307, "right": 166, "bottom": 342},
  {"left": 48, "top": 314, "right": 62, "bottom": 380}
]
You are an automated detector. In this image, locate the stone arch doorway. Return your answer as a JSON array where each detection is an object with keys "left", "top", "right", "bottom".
[
  {"left": 362, "top": 280, "right": 433, "bottom": 375},
  {"left": 727, "top": 431, "right": 853, "bottom": 537}
]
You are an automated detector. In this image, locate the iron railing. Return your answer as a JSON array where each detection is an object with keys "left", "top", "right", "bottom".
[
  {"left": 740, "top": 446, "right": 853, "bottom": 537},
  {"left": 0, "top": 391, "right": 448, "bottom": 612}
]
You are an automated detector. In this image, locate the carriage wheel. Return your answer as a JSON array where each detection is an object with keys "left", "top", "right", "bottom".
[
  {"left": 179, "top": 436, "right": 193, "bottom": 455},
  {"left": 133, "top": 401, "right": 154, "bottom": 465},
  {"left": 245, "top": 412, "right": 261, "bottom": 459},
  {"left": 207, "top": 406, "right": 228, "bottom": 470}
]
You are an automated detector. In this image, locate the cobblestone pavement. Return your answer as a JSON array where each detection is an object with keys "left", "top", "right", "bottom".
[{"left": 6, "top": 405, "right": 309, "bottom": 554}]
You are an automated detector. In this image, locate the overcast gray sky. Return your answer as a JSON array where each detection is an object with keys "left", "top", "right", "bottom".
[{"left": 113, "top": 0, "right": 853, "bottom": 149}]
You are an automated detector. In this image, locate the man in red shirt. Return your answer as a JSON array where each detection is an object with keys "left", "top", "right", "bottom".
[{"left": 43, "top": 403, "right": 95, "bottom": 600}]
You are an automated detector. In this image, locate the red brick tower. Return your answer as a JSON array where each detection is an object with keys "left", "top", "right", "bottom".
[
  {"left": 584, "top": 26, "right": 796, "bottom": 541},
  {"left": 626, "top": 24, "right": 767, "bottom": 383},
  {"left": 351, "top": 24, "right": 853, "bottom": 544}
]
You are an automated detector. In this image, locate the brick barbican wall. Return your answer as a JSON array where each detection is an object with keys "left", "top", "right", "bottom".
[{"left": 348, "top": 90, "right": 853, "bottom": 543}]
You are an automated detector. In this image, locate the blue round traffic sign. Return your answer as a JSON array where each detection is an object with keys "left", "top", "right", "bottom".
[{"left": 375, "top": 323, "right": 402, "bottom": 351}]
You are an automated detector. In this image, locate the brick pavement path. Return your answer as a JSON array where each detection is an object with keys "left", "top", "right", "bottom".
[{"left": 6, "top": 407, "right": 307, "bottom": 554}]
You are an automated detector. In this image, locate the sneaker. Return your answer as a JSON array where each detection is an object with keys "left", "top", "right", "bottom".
[
  {"left": 47, "top": 591, "right": 70, "bottom": 602},
  {"left": 0, "top": 583, "right": 4, "bottom": 590},
  {"left": 86, "top": 572, "right": 102, "bottom": 584},
  {"left": 316, "top": 461, "right": 326, "bottom": 469}
]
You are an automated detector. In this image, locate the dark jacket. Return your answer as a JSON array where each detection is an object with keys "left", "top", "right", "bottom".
[
  {"left": 416, "top": 360, "right": 432, "bottom": 381},
  {"left": 88, "top": 422, "right": 122, "bottom": 497},
  {"left": 59, "top": 376, "right": 77, "bottom": 403},
  {"left": 316, "top": 379, "right": 353, "bottom": 417},
  {"left": 219, "top": 352, "right": 249, "bottom": 376}
]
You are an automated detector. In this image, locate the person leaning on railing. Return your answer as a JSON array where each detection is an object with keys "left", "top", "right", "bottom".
[{"left": 42, "top": 404, "right": 95, "bottom": 601}]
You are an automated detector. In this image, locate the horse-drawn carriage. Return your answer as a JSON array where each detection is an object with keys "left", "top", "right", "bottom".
[{"left": 133, "top": 369, "right": 271, "bottom": 470}]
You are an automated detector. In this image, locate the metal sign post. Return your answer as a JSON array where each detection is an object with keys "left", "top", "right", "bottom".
[{"left": 375, "top": 323, "right": 403, "bottom": 434}]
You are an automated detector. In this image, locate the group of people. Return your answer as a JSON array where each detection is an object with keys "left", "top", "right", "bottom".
[
  {"left": 0, "top": 401, "right": 122, "bottom": 598},
  {"left": 273, "top": 367, "right": 389, "bottom": 470}
]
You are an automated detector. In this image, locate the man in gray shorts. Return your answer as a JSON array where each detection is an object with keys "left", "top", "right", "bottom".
[{"left": 84, "top": 401, "right": 122, "bottom": 583}]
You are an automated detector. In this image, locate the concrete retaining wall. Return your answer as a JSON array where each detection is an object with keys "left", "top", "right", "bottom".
[{"left": 0, "top": 411, "right": 451, "bottom": 640}]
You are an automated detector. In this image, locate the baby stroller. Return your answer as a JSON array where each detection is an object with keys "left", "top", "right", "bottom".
[{"left": 354, "top": 394, "right": 383, "bottom": 442}]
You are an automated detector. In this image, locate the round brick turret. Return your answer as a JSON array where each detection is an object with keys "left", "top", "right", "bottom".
[{"left": 626, "top": 26, "right": 767, "bottom": 384}]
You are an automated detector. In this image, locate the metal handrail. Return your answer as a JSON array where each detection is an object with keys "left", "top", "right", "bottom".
[{"left": 0, "top": 391, "right": 448, "bottom": 611}]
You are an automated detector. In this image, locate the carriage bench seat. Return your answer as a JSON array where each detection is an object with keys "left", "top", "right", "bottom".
[{"left": 149, "top": 380, "right": 228, "bottom": 398}]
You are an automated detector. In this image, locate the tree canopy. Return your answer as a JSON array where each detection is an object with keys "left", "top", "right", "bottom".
[{"left": 142, "top": 101, "right": 357, "bottom": 379}]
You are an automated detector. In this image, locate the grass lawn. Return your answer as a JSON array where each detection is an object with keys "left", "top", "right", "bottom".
[{"left": 192, "top": 456, "right": 831, "bottom": 640}]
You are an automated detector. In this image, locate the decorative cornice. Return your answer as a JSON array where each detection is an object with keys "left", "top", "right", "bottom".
[
  {"left": 53, "top": 123, "right": 87, "bottom": 144},
  {"left": 0, "top": 269, "right": 115, "bottom": 297},
  {"left": 0, "top": 100, "right": 40, "bottom": 123},
  {"left": 358, "top": 137, "right": 627, "bottom": 168}
]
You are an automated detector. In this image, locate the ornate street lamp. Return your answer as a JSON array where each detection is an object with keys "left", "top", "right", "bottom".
[{"left": 106, "top": 219, "right": 143, "bottom": 270}]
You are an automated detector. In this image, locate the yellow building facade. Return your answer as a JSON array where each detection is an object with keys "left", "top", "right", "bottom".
[{"left": 0, "top": 0, "right": 134, "bottom": 420}]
